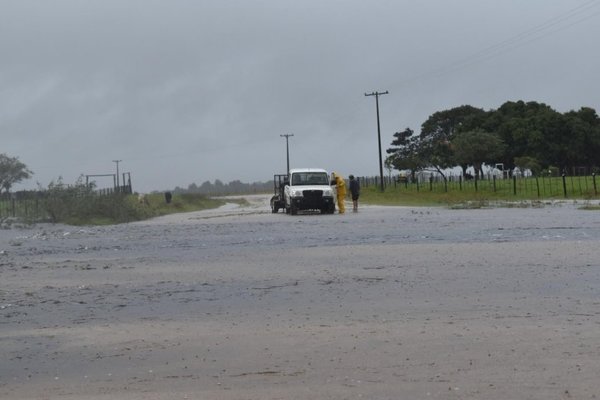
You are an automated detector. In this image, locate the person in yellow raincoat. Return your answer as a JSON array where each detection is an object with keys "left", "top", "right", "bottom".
[{"left": 331, "top": 172, "right": 346, "bottom": 214}]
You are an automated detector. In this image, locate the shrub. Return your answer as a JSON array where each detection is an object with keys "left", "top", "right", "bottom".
[{"left": 44, "top": 177, "right": 147, "bottom": 225}]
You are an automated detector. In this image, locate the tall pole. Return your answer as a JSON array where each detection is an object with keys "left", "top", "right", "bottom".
[
  {"left": 365, "top": 91, "right": 389, "bottom": 192},
  {"left": 112, "top": 160, "right": 122, "bottom": 190},
  {"left": 280, "top": 134, "right": 294, "bottom": 173}
]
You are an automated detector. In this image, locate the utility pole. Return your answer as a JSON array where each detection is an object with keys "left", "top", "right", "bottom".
[
  {"left": 365, "top": 91, "right": 389, "bottom": 192},
  {"left": 112, "top": 160, "right": 122, "bottom": 191},
  {"left": 280, "top": 134, "right": 294, "bottom": 173}
]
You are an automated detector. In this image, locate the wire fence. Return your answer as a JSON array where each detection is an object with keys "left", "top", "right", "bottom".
[
  {"left": 359, "top": 173, "right": 600, "bottom": 198},
  {"left": 0, "top": 192, "right": 47, "bottom": 222},
  {"left": 0, "top": 184, "right": 134, "bottom": 223}
]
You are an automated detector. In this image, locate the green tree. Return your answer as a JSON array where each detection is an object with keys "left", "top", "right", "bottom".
[
  {"left": 390, "top": 101, "right": 600, "bottom": 180},
  {"left": 563, "top": 107, "right": 600, "bottom": 170},
  {"left": 386, "top": 128, "right": 426, "bottom": 182},
  {"left": 451, "top": 129, "right": 506, "bottom": 179},
  {"left": 484, "top": 101, "right": 566, "bottom": 172},
  {"left": 420, "top": 105, "right": 488, "bottom": 178},
  {"left": 0, "top": 153, "right": 33, "bottom": 193}
]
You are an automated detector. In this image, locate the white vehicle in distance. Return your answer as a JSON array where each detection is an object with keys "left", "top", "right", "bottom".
[{"left": 284, "top": 168, "right": 335, "bottom": 215}]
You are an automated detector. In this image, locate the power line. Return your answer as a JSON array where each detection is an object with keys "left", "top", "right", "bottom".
[
  {"left": 296, "top": 1, "right": 600, "bottom": 149},
  {"left": 393, "top": 1, "right": 600, "bottom": 88},
  {"left": 461, "top": 0, "right": 600, "bottom": 62}
]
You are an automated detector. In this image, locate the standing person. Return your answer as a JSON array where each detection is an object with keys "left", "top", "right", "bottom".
[
  {"left": 331, "top": 172, "right": 346, "bottom": 214},
  {"left": 349, "top": 175, "right": 360, "bottom": 212}
]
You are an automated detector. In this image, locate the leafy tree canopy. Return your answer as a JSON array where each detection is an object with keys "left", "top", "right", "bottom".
[
  {"left": 386, "top": 128, "right": 426, "bottom": 181},
  {"left": 0, "top": 153, "right": 33, "bottom": 193},
  {"left": 387, "top": 101, "right": 600, "bottom": 177},
  {"left": 419, "top": 105, "right": 488, "bottom": 176},
  {"left": 452, "top": 129, "right": 506, "bottom": 178},
  {"left": 420, "top": 104, "right": 487, "bottom": 141}
]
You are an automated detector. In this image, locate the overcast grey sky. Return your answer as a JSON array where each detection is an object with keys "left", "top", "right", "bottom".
[{"left": 2, "top": 0, "right": 599, "bottom": 192}]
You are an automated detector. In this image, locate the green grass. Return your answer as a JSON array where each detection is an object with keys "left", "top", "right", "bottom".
[
  {"left": 140, "top": 193, "right": 226, "bottom": 217},
  {"left": 578, "top": 203, "right": 600, "bottom": 211},
  {"left": 102, "top": 192, "right": 228, "bottom": 224},
  {"left": 360, "top": 175, "right": 600, "bottom": 208}
]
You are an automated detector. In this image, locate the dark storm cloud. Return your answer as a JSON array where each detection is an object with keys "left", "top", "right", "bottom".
[{"left": 2, "top": 0, "right": 599, "bottom": 191}]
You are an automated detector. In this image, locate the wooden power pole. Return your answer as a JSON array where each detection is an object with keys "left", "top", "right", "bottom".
[{"left": 365, "top": 91, "right": 389, "bottom": 192}]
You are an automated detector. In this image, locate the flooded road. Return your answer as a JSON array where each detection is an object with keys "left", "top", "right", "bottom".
[{"left": 2, "top": 196, "right": 600, "bottom": 399}]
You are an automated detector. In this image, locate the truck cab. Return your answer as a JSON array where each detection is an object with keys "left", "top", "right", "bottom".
[{"left": 284, "top": 168, "right": 335, "bottom": 215}]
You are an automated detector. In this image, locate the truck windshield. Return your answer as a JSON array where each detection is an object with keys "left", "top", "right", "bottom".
[{"left": 291, "top": 172, "right": 329, "bottom": 186}]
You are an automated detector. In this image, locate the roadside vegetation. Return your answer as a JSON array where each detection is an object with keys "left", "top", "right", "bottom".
[{"left": 1, "top": 179, "right": 227, "bottom": 226}]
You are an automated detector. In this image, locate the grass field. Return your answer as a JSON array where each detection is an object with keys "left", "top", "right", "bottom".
[{"left": 360, "top": 175, "right": 600, "bottom": 207}]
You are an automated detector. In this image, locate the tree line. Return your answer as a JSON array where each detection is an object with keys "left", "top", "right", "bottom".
[
  {"left": 386, "top": 100, "right": 600, "bottom": 181},
  {"left": 171, "top": 179, "right": 272, "bottom": 195}
]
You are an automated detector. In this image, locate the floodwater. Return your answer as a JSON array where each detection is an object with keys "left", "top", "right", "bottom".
[
  {"left": 1, "top": 195, "right": 600, "bottom": 399},
  {"left": 9, "top": 197, "right": 598, "bottom": 257}
]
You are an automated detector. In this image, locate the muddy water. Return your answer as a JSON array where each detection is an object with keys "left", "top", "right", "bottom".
[{"left": 1, "top": 196, "right": 600, "bottom": 399}]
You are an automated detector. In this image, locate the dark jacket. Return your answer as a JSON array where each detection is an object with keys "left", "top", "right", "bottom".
[{"left": 349, "top": 178, "right": 360, "bottom": 197}]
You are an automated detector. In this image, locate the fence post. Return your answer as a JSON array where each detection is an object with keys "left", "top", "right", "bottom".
[
  {"left": 593, "top": 173, "right": 597, "bottom": 196},
  {"left": 536, "top": 177, "right": 540, "bottom": 198},
  {"left": 429, "top": 176, "right": 433, "bottom": 191},
  {"left": 493, "top": 176, "right": 496, "bottom": 192},
  {"left": 513, "top": 176, "right": 517, "bottom": 196},
  {"left": 562, "top": 174, "right": 567, "bottom": 198}
]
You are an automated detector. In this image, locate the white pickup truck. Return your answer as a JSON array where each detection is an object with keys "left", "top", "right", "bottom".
[{"left": 284, "top": 168, "right": 335, "bottom": 215}]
